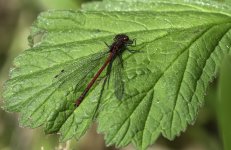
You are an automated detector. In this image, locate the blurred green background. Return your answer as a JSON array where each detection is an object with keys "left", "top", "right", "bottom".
[{"left": 0, "top": 0, "right": 226, "bottom": 150}]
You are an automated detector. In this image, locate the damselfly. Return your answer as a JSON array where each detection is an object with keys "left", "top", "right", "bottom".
[{"left": 55, "top": 34, "right": 136, "bottom": 107}]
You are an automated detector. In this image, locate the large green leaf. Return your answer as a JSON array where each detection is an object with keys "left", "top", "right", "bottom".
[{"left": 3, "top": 0, "right": 231, "bottom": 149}]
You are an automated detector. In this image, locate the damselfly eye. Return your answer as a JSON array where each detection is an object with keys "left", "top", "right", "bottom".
[{"left": 123, "top": 37, "right": 128, "bottom": 41}]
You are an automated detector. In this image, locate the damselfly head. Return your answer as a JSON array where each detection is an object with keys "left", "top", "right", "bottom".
[
  {"left": 114, "top": 34, "right": 134, "bottom": 45},
  {"left": 114, "top": 34, "right": 128, "bottom": 41}
]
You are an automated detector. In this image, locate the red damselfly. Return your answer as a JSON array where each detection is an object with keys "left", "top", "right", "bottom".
[{"left": 55, "top": 34, "right": 137, "bottom": 107}]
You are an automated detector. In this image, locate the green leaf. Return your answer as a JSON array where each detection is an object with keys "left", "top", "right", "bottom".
[
  {"left": 2, "top": 0, "right": 231, "bottom": 150},
  {"left": 218, "top": 55, "right": 231, "bottom": 150}
]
